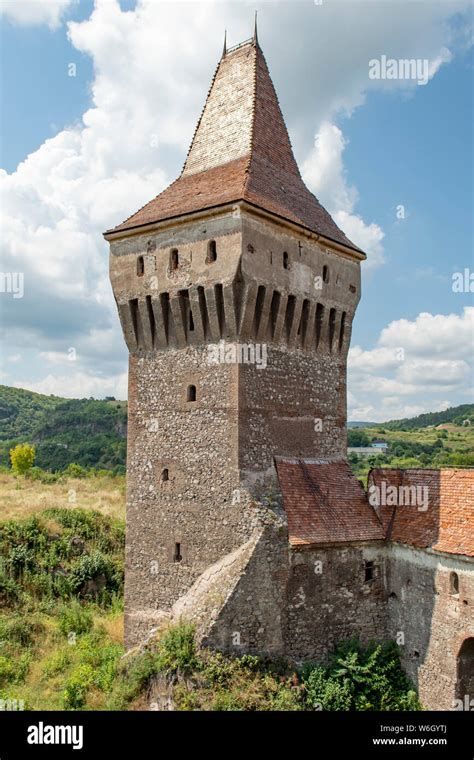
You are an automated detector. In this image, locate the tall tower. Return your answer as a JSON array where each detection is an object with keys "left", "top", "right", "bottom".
[{"left": 105, "top": 33, "right": 365, "bottom": 648}]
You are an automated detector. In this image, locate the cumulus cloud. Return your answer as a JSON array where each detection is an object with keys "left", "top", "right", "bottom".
[
  {"left": 1, "top": 0, "right": 471, "bottom": 400},
  {"left": 0, "top": 0, "right": 75, "bottom": 29},
  {"left": 302, "top": 122, "right": 385, "bottom": 268},
  {"left": 348, "top": 307, "right": 474, "bottom": 421},
  {"left": 14, "top": 371, "right": 128, "bottom": 400}
]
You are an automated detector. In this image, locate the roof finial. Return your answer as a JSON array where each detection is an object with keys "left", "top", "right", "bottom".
[
  {"left": 253, "top": 11, "right": 258, "bottom": 45},
  {"left": 222, "top": 28, "right": 227, "bottom": 57}
]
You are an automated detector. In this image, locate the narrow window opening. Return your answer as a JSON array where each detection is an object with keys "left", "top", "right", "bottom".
[
  {"left": 298, "top": 299, "right": 310, "bottom": 343},
  {"left": 129, "top": 299, "right": 139, "bottom": 343},
  {"left": 173, "top": 543, "right": 182, "bottom": 563},
  {"left": 187, "top": 384, "right": 196, "bottom": 402},
  {"left": 270, "top": 291, "right": 281, "bottom": 338},
  {"left": 329, "top": 308, "right": 336, "bottom": 351},
  {"left": 189, "top": 309, "right": 194, "bottom": 331},
  {"left": 253, "top": 285, "right": 266, "bottom": 338},
  {"left": 364, "top": 560, "right": 374, "bottom": 582},
  {"left": 339, "top": 311, "right": 346, "bottom": 352},
  {"left": 283, "top": 251, "right": 289, "bottom": 270},
  {"left": 247, "top": 244, "right": 255, "bottom": 254},
  {"left": 160, "top": 292, "right": 170, "bottom": 342},
  {"left": 170, "top": 248, "right": 179, "bottom": 271},
  {"left": 315, "top": 303, "right": 324, "bottom": 349},
  {"left": 137, "top": 256, "right": 144, "bottom": 277},
  {"left": 161, "top": 468, "right": 169, "bottom": 483},
  {"left": 323, "top": 265, "right": 329, "bottom": 283},
  {"left": 206, "top": 240, "right": 217, "bottom": 263},
  {"left": 450, "top": 572, "right": 459, "bottom": 596},
  {"left": 284, "top": 295, "right": 296, "bottom": 341},
  {"left": 214, "top": 284, "right": 225, "bottom": 336}
]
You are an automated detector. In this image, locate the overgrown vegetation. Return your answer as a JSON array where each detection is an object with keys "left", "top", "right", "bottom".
[
  {"left": 0, "top": 507, "right": 125, "bottom": 710},
  {"left": 107, "top": 625, "right": 421, "bottom": 712},
  {"left": 0, "top": 506, "right": 421, "bottom": 711}
]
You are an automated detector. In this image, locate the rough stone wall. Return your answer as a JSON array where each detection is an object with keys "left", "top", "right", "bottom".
[
  {"left": 124, "top": 347, "right": 260, "bottom": 647},
  {"left": 383, "top": 543, "right": 474, "bottom": 710},
  {"left": 284, "top": 543, "right": 387, "bottom": 662},
  {"left": 203, "top": 519, "right": 289, "bottom": 656},
  {"left": 239, "top": 349, "right": 346, "bottom": 492}
]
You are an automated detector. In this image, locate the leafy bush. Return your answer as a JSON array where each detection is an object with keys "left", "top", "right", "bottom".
[
  {"left": 58, "top": 602, "right": 93, "bottom": 637},
  {"left": 65, "top": 463, "right": 88, "bottom": 478},
  {"left": 42, "top": 650, "right": 72, "bottom": 677},
  {"left": 107, "top": 649, "right": 163, "bottom": 710},
  {"left": 0, "top": 616, "right": 42, "bottom": 647},
  {"left": 301, "top": 639, "right": 421, "bottom": 711},
  {"left": 0, "top": 652, "right": 31, "bottom": 686},
  {"left": 63, "top": 664, "right": 95, "bottom": 709},
  {"left": 155, "top": 624, "right": 199, "bottom": 675},
  {"left": 10, "top": 443, "right": 35, "bottom": 475}
]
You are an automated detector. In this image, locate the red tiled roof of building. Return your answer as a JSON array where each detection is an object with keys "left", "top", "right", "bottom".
[
  {"left": 107, "top": 41, "right": 363, "bottom": 255},
  {"left": 275, "top": 458, "right": 384, "bottom": 547},
  {"left": 368, "top": 468, "right": 474, "bottom": 557}
]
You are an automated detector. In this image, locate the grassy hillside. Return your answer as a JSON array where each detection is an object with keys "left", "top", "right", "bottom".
[
  {"left": 348, "top": 423, "right": 474, "bottom": 481},
  {"left": 378, "top": 403, "right": 474, "bottom": 431},
  {"left": 0, "top": 497, "right": 125, "bottom": 710},
  {"left": 0, "top": 386, "right": 127, "bottom": 473}
]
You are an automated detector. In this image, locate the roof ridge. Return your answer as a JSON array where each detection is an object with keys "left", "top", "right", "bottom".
[{"left": 243, "top": 41, "right": 258, "bottom": 192}]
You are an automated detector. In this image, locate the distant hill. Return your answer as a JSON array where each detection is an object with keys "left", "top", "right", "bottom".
[
  {"left": 0, "top": 386, "right": 127, "bottom": 472},
  {"left": 378, "top": 404, "right": 474, "bottom": 431},
  {"left": 1, "top": 386, "right": 472, "bottom": 473}
]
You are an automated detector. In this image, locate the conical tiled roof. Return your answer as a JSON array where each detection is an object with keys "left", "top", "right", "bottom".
[{"left": 108, "top": 39, "right": 362, "bottom": 254}]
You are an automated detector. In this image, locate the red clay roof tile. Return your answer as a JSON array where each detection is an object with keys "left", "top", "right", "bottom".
[
  {"left": 368, "top": 468, "right": 474, "bottom": 557},
  {"left": 107, "top": 41, "right": 362, "bottom": 254},
  {"left": 275, "top": 458, "right": 384, "bottom": 546}
]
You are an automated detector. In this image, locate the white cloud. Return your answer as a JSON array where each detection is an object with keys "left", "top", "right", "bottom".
[
  {"left": 379, "top": 308, "right": 474, "bottom": 358},
  {"left": 0, "top": 0, "right": 75, "bottom": 29},
  {"left": 302, "top": 123, "right": 385, "bottom": 268},
  {"left": 348, "top": 307, "right": 474, "bottom": 421},
  {"left": 14, "top": 371, "right": 128, "bottom": 400}
]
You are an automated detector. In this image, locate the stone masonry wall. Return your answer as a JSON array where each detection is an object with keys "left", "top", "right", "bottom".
[
  {"left": 283, "top": 543, "right": 387, "bottom": 662},
  {"left": 383, "top": 544, "right": 474, "bottom": 710}
]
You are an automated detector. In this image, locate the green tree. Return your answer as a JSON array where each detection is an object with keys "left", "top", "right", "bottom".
[{"left": 10, "top": 443, "right": 35, "bottom": 475}]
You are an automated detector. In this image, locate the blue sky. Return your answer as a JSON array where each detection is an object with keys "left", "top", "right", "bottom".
[{"left": 0, "top": 0, "right": 473, "bottom": 421}]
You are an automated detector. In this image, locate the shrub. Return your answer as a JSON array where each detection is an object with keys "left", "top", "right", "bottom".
[
  {"left": 155, "top": 624, "right": 199, "bottom": 675},
  {"left": 0, "top": 616, "right": 42, "bottom": 647},
  {"left": 65, "top": 463, "right": 87, "bottom": 479},
  {"left": 107, "top": 649, "right": 162, "bottom": 710},
  {"left": 10, "top": 443, "right": 35, "bottom": 475},
  {"left": 0, "top": 571, "right": 22, "bottom": 607},
  {"left": 0, "top": 652, "right": 31, "bottom": 686},
  {"left": 63, "top": 664, "right": 95, "bottom": 709},
  {"left": 301, "top": 639, "right": 422, "bottom": 711},
  {"left": 58, "top": 601, "right": 93, "bottom": 637},
  {"left": 42, "top": 650, "right": 72, "bottom": 677}
]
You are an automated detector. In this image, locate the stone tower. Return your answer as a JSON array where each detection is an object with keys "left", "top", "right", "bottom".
[{"left": 105, "top": 33, "right": 365, "bottom": 648}]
